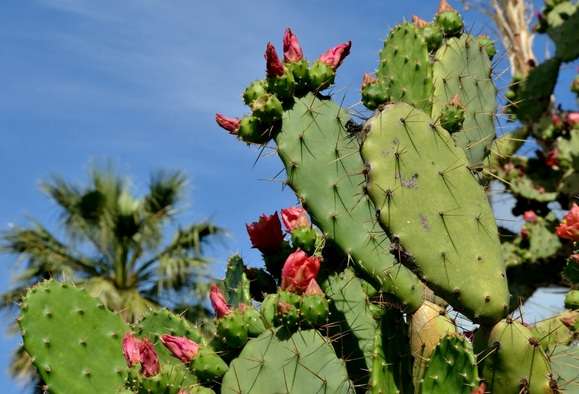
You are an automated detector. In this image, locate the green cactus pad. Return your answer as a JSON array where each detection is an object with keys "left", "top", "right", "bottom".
[
  {"left": 362, "top": 102, "right": 509, "bottom": 322},
  {"left": 432, "top": 35, "right": 497, "bottom": 165},
  {"left": 221, "top": 329, "right": 355, "bottom": 393},
  {"left": 19, "top": 280, "right": 129, "bottom": 394},
  {"left": 377, "top": 22, "right": 433, "bottom": 112},
  {"left": 275, "top": 94, "right": 424, "bottom": 311},
  {"left": 546, "top": 2, "right": 579, "bottom": 62},
  {"left": 224, "top": 255, "right": 251, "bottom": 307},
  {"left": 549, "top": 344, "right": 579, "bottom": 392},
  {"left": 479, "top": 319, "right": 553, "bottom": 394},
  {"left": 420, "top": 335, "right": 479, "bottom": 394},
  {"left": 321, "top": 267, "right": 399, "bottom": 392},
  {"left": 531, "top": 311, "right": 578, "bottom": 351}
]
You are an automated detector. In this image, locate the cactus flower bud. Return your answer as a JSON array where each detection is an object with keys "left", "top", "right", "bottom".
[
  {"left": 246, "top": 212, "right": 284, "bottom": 253},
  {"left": 437, "top": 0, "right": 455, "bottom": 13},
  {"left": 471, "top": 383, "right": 486, "bottom": 394},
  {"left": 283, "top": 28, "right": 304, "bottom": 63},
  {"left": 281, "top": 249, "right": 320, "bottom": 293},
  {"left": 281, "top": 206, "right": 309, "bottom": 232},
  {"left": 556, "top": 203, "right": 579, "bottom": 242},
  {"left": 139, "top": 339, "right": 160, "bottom": 377},
  {"left": 122, "top": 332, "right": 142, "bottom": 367},
  {"left": 160, "top": 335, "right": 199, "bottom": 364},
  {"left": 567, "top": 112, "right": 579, "bottom": 126},
  {"left": 545, "top": 149, "right": 559, "bottom": 168},
  {"left": 412, "top": 15, "right": 429, "bottom": 29},
  {"left": 265, "top": 42, "right": 285, "bottom": 77},
  {"left": 215, "top": 113, "right": 241, "bottom": 134},
  {"left": 210, "top": 283, "right": 231, "bottom": 318},
  {"left": 523, "top": 210, "right": 538, "bottom": 223},
  {"left": 319, "top": 41, "right": 352, "bottom": 70},
  {"left": 304, "top": 279, "right": 323, "bottom": 296},
  {"left": 362, "top": 73, "right": 377, "bottom": 88}
]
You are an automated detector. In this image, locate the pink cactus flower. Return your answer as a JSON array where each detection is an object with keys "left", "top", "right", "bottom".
[
  {"left": 470, "top": 382, "right": 486, "bottom": 394},
  {"left": 215, "top": 114, "right": 240, "bottom": 134},
  {"left": 122, "top": 332, "right": 142, "bottom": 367},
  {"left": 304, "top": 279, "right": 323, "bottom": 296},
  {"left": 283, "top": 28, "right": 304, "bottom": 63},
  {"left": 246, "top": 212, "right": 284, "bottom": 253},
  {"left": 556, "top": 203, "right": 579, "bottom": 242},
  {"left": 551, "top": 113, "right": 562, "bottom": 127},
  {"left": 523, "top": 210, "right": 538, "bottom": 223},
  {"left": 319, "top": 41, "right": 352, "bottom": 70},
  {"left": 571, "top": 254, "right": 579, "bottom": 262},
  {"left": 545, "top": 149, "right": 559, "bottom": 168},
  {"left": 362, "top": 73, "right": 377, "bottom": 88},
  {"left": 160, "top": 335, "right": 199, "bottom": 364},
  {"left": 210, "top": 283, "right": 231, "bottom": 318},
  {"left": 177, "top": 390, "right": 190, "bottom": 394},
  {"left": 139, "top": 339, "right": 160, "bottom": 377},
  {"left": 281, "top": 206, "right": 309, "bottom": 232},
  {"left": 566, "top": 112, "right": 579, "bottom": 126},
  {"left": 265, "top": 42, "right": 285, "bottom": 77},
  {"left": 281, "top": 249, "right": 320, "bottom": 293}
]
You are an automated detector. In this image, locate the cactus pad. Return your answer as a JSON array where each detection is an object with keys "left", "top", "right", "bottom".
[
  {"left": 432, "top": 35, "right": 497, "bottom": 165},
  {"left": 221, "top": 329, "right": 354, "bottom": 393},
  {"left": 362, "top": 102, "right": 509, "bottom": 322},
  {"left": 377, "top": 22, "right": 433, "bottom": 112},
  {"left": 275, "top": 94, "right": 424, "bottom": 311},
  {"left": 19, "top": 280, "right": 129, "bottom": 394}
]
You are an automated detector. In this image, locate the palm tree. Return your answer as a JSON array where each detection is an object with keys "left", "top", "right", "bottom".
[{"left": 1, "top": 166, "right": 224, "bottom": 387}]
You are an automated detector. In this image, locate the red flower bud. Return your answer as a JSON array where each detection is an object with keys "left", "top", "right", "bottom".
[
  {"left": 160, "top": 335, "right": 199, "bottom": 364},
  {"left": 566, "top": 112, "right": 579, "bottom": 126},
  {"left": 523, "top": 210, "right": 537, "bottom": 223},
  {"left": 556, "top": 203, "right": 579, "bottom": 242},
  {"left": 265, "top": 42, "right": 285, "bottom": 77},
  {"left": 281, "top": 249, "right": 320, "bottom": 294},
  {"left": 552, "top": 113, "right": 562, "bottom": 127},
  {"left": 470, "top": 383, "right": 486, "bottom": 394},
  {"left": 545, "top": 149, "right": 559, "bottom": 168},
  {"left": 122, "top": 332, "right": 142, "bottom": 368},
  {"left": 281, "top": 206, "right": 309, "bottom": 232},
  {"left": 283, "top": 28, "right": 304, "bottom": 63},
  {"left": 319, "top": 41, "right": 352, "bottom": 70},
  {"left": 210, "top": 283, "right": 231, "bottom": 318},
  {"left": 362, "top": 73, "right": 377, "bottom": 88},
  {"left": 438, "top": 0, "right": 456, "bottom": 13},
  {"left": 246, "top": 212, "right": 284, "bottom": 253},
  {"left": 216, "top": 113, "right": 240, "bottom": 134},
  {"left": 139, "top": 339, "right": 160, "bottom": 377}
]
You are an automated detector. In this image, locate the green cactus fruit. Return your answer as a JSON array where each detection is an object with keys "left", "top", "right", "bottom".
[
  {"left": 250, "top": 93, "right": 283, "bottom": 124},
  {"left": 216, "top": 311, "right": 249, "bottom": 349},
  {"left": 130, "top": 365, "right": 197, "bottom": 394},
  {"left": 565, "top": 290, "right": 579, "bottom": 309},
  {"left": 435, "top": 11, "right": 464, "bottom": 37},
  {"left": 190, "top": 347, "right": 228, "bottom": 385},
  {"left": 439, "top": 95, "right": 465, "bottom": 133},
  {"left": 478, "top": 35, "right": 497, "bottom": 59},
  {"left": 377, "top": 22, "right": 433, "bottom": 112},
  {"left": 479, "top": 319, "right": 553, "bottom": 394},
  {"left": 276, "top": 291, "right": 301, "bottom": 331},
  {"left": 410, "top": 301, "right": 457, "bottom": 389},
  {"left": 267, "top": 69, "right": 295, "bottom": 106},
  {"left": 224, "top": 255, "right": 251, "bottom": 307},
  {"left": 276, "top": 94, "right": 424, "bottom": 312},
  {"left": 308, "top": 60, "right": 336, "bottom": 91},
  {"left": 432, "top": 35, "right": 497, "bottom": 165},
  {"left": 242, "top": 80, "right": 268, "bottom": 106},
  {"left": 546, "top": 2, "right": 579, "bottom": 62},
  {"left": 237, "top": 115, "right": 272, "bottom": 145},
  {"left": 362, "top": 102, "right": 509, "bottom": 322},
  {"left": 290, "top": 227, "right": 317, "bottom": 254},
  {"left": 286, "top": 59, "right": 311, "bottom": 96},
  {"left": 19, "top": 280, "right": 130, "bottom": 394},
  {"left": 361, "top": 79, "right": 390, "bottom": 110},
  {"left": 259, "top": 293, "right": 278, "bottom": 328},
  {"left": 221, "top": 329, "right": 354, "bottom": 393},
  {"left": 189, "top": 386, "right": 216, "bottom": 394},
  {"left": 300, "top": 294, "right": 329, "bottom": 327},
  {"left": 241, "top": 307, "right": 266, "bottom": 337},
  {"left": 423, "top": 24, "right": 444, "bottom": 52},
  {"left": 420, "top": 335, "right": 479, "bottom": 394}
]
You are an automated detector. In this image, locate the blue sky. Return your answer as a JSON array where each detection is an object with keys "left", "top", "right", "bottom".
[{"left": 0, "top": 0, "right": 574, "bottom": 392}]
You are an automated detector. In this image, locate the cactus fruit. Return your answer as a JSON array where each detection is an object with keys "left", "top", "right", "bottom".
[
  {"left": 439, "top": 94, "right": 465, "bottom": 134},
  {"left": 420, "top": 335, "right": 479, "bottom": 394},
  {"left": 216, "top": 311, "right": 249, "bottom": 349},
  {"left": 242, "top": 80, "right": 268, "bottom": 106},
  {"left": 300, "top": 293, "right": 329, "bottom": 327},
  {"left": 362, "top": 102, "right": 509, "bottom": 322},
  {"left": 435, "top": 1, "right": 464, "bottom": 38},
  {"left": 478, "top": 319, "right": 553, "bottom": 394},
  {"left": 221, "top": 329, "right": 354, "bottom": 393},
  {"left": 565, "top": 289, "right": 579, "bottom": 309},
  {"left": 190, "top": 347, "right": 229, "bottom": 385},
  {"left": 19, "top": 281, "right": 130, "bottom": 393}
]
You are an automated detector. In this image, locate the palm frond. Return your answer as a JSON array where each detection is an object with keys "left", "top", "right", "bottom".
[{"left": 144, "top": 170, "right": 186, "bottom": 218}]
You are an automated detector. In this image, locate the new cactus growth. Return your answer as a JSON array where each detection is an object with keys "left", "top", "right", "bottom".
[{"left": 16, "top": 1, "right": 579, "bottom": 393}]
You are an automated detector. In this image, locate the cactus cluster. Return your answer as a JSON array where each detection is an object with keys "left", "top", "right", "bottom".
[{"left": 16, "top": 1, "right": 579, "bottom": 393}]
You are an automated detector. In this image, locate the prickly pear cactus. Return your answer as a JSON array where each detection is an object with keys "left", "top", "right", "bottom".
[{"left": 19, "top": 281, "right": 130, "bottom": 393}]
